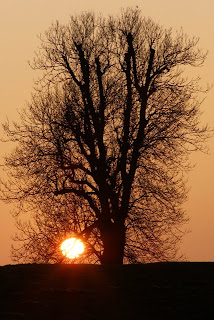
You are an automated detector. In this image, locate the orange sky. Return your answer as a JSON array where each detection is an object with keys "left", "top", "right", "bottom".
[{"left": 0, "top": 0, "right": 214, "bottom": 265}]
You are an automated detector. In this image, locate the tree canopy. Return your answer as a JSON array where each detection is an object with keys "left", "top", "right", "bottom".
[{"left": 1, "top": 9, "right": 209, "bottom": 264}]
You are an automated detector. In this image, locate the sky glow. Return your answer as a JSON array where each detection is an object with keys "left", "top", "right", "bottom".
[{"left": 0, "top": 0, "right": 214, "bottom": 265}]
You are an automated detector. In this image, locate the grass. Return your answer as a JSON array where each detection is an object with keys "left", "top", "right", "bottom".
[{"left": 1, "top": 262, "right": 214, "bottom": 319}]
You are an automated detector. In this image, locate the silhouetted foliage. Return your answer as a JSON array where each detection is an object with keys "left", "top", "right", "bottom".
[{"left": 1, "top": 9, "right": 209, "bottom": 264}]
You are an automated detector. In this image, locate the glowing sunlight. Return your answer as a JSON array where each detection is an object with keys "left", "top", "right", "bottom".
[{"left": 60, "top": 238, "right": 84, "bottom": 259}]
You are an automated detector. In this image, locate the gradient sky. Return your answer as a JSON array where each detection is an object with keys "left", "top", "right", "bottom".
[{"left": 0, "top": 0, "right": 214, "bottom": 265}]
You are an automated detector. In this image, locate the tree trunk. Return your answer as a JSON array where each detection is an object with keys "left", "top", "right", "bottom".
[{"left": 100, "top": 222, "right": 126, "bottom": 265}]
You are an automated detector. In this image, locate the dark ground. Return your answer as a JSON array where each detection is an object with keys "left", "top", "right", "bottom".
[{"left": 0, "top": 262, "right": 214, "bottom": 319}]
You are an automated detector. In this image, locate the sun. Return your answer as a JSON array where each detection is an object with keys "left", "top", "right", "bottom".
[{"left": 60, "top": 238, "right": 84, "bottom": 259}]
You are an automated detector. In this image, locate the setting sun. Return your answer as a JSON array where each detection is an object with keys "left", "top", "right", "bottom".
[{"left": 60, "top": 238, "right": 84, "bottom": 259}]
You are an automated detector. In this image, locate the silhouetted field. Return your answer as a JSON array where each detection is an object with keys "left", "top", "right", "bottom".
[{"left": 1, "top": 262, "right": 214, "bottom": 319}]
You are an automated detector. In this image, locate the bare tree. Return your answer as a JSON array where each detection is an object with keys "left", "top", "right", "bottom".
[{"left": 1, "top": 9, "right": 209, "bottom": 264}]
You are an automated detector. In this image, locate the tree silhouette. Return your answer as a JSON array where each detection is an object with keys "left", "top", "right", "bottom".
[{"left": 1, "top": 9, "right": 209, "bottom": 264}]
